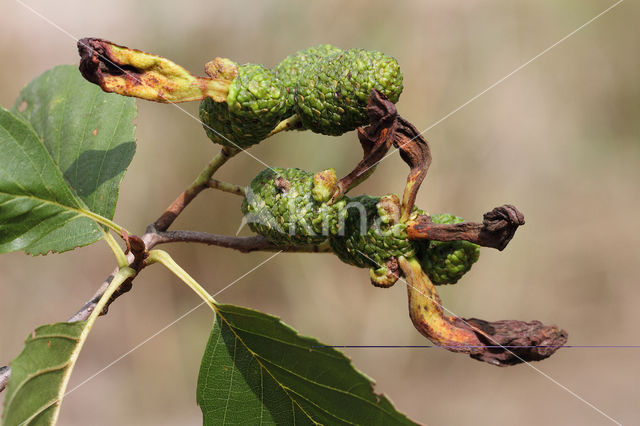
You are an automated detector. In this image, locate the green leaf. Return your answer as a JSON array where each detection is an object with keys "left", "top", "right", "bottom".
[
  {"left": 13, "top": 65, "right": 136, "bottom": 219},
  {"left": 0, "top": 65, "right": 136, "bottom": 255},
  {"left": 2, "top": 267, "right": 135, "bottom": 426},
  {"left": 198, "top": 304, "right": 417, "bottom": 425},
  {"left": 1, "top": 322, "right": 85, "bottom": 426},
  {"left": 0, "top": 108, "right": 111, "bottom": 254}
]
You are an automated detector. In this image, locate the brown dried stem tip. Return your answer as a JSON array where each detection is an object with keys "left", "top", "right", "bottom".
[
  {"left": 407, "top": 204, "right": 525, "bottom": 250},
  {"left": 398, "top": 256, "right": 567, "bottom": 366},
  {"left": 332, "top": 90, "right": 432, "bottom": 222},
  {"left": 77, "top": 37, "right": 231, "bottom": 103}
]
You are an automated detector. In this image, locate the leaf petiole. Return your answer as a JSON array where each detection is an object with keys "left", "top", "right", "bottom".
[
  {"left": 81, "top": 209, "right": 128, "bottom": 235},
  {"left": 147, "top": 250, "right": 217, "bottom": 311},
  {"left": 102, "top": 231, "right": 128, "bottom": 268}
]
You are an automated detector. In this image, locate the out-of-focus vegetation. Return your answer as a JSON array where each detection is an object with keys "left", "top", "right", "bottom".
[{"left": 1, "top": 1, "right": 638, "bottom": 424}]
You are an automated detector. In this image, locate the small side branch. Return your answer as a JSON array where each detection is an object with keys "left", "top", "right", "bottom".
[
  {"left": 407, "top": 205, "right": 525, "bottom": 250},
  {"left": 0, "top": 367, "right": 9, "bottom": 393},
  {"left": 68, "top": 269, "right": 118, "bottom": 322},
  {"left": 148, "top": 230, "right": 331, "bottom": 254},
  {"left": 206, "top": 178, "right": 246, "bottom": 197},
  {"left": 153, "top": 147, "right": 238, "bottom": 232}
]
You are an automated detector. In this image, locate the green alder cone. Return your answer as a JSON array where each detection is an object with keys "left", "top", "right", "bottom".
[
  {"left": 329, "top": 194, "right": 423, "bottom": 287},
  {"left": 200, "top": 63, "right": 288, "bottom": 149},
  {"left": 416, "top": 214, "right": 481, "bottom": 285},
  {"left": 242, "top": 167, "right": 347, "bottom": 245},
  {"left": 243, "top": 168, "right": 479, "bottom": 285},
  {"left": 78, "top": 40, "right": 404, "bottom": 147},
  {"left": 294, "top": 48, "right": 403, "bottom": 136},
  {"left": 329, "top": 195, "right": 417, "bottom": 269},
  {"left": 274, "top": 44, "right": 343, "bottom": 108},
  {"left": 330, "top": 203, "right": 479, "bottom": 285}
]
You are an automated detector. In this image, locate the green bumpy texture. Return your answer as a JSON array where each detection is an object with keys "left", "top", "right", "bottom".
[
  {"left": 328, "top": 195, "right": 416, "bottom": 268},
  {"left": 294, "top": 48, "right": 403, "bottom": 136},
  {"left": 241, "top": 168, "right": 346, "bottom": 246},
  {"left": 328, "top": 199, "right": 479, "bottom": 285},
  {"left": 416, "top": 214, "right": 481, "bottom": 285},
  {"left": 200, "top": 63, "right": 288, "bottom": 149},
  {"left": 242, "top": 168, "right": 479, "bottom": 284},
  {"left": 201, "top": 46, "right": 404, "bottom": 147},
  {"left": 274, "top": 44, "right": 343, "bottom": 109}
]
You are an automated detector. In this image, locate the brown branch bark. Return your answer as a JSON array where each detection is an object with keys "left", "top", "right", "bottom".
[
  {"left": 0, "top": 226, "right": 331, "bottom": 392},
  {"left": 148, "top": 231, "right": 331, "bottom": 253},
  {"left": 0, "top": 366, "right": 9, "bottom": 393},
  {"left": 0, "top": 82, "right": 540, "bottom": 389}
]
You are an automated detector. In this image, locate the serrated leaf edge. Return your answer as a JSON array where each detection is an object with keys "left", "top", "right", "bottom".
[{"left": 212, "top": 305, "right": 412, "bottom": 425}]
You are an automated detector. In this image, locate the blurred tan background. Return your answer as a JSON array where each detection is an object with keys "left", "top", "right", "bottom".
[{"left": 1, "top": 1, "right": 638, "bottom": 424}]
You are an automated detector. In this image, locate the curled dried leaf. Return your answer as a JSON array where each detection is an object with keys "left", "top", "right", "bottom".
[
  {"left": 398, "top": 256, "right": 567, "bottom": 366},
  {"left": 332, "top": 90, "right": 431, "bottom": 219},
  {"left": 78, "top": 37, "right": 230, "bottom": 103}
]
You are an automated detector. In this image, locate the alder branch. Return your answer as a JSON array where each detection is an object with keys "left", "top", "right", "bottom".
[
  {"left": 0, "top": 85, "right": 532, "bottom": 391},
  {"left": 0, "top": 233, "right": 149, "bottom": 393},
  {"left": 0, "top": 271, "right": 120, "bottom": 392},
  {"left": 0, "top": 223, "right": 328, "bottom": 392},
  {"left": 2, "top": 146, "right": 246, "bottom": 393},
  {"left": 147, "top": 230, "right": 331, "bottom": 253},
  {"left": 0, "top": 366, "right": 8, "bottom": 394}
]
